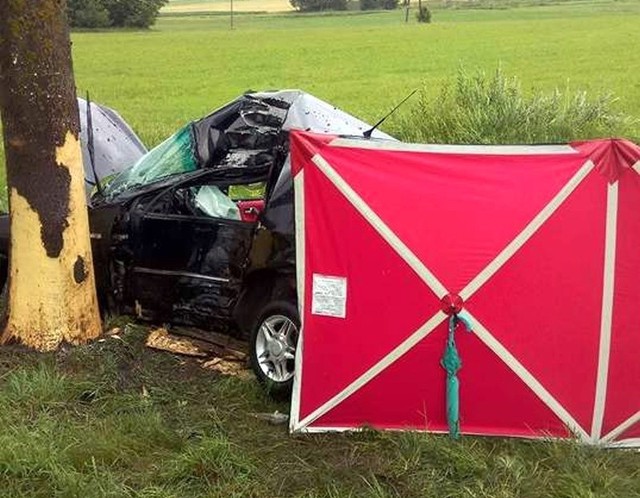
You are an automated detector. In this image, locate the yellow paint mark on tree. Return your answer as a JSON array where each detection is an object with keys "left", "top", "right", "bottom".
[{"left": 2, "top": 131, "right": 101, "bottom": 351}]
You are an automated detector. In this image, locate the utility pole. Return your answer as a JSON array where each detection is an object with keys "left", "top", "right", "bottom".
[
  {"left": 0, "top": 0, "right": 102, "bottom": 351},
  {"left": 231, "top": 0, "right": 235, "bottom": 29}
]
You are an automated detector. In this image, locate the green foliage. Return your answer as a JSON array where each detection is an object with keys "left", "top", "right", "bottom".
[
  {"left": 290, "top": 0, "right": 348, "bottom": 12},
  {"left": 392, "top": 67, "right": 637, "bottom": 144},
  {"left": 416, "top": 4, "right": 432, "bottom": 21},
  {"left": 67, "top": 0, "right": 111, "bottom": 28},
  {"left": 360, "top": 0, "right": 399, "bottom": 11},
  {"left": 67, "top": 0, "right": 168, "bottom": 28},
  {"left": 104, "top": 0, "right": 169, "bottom": 28}
]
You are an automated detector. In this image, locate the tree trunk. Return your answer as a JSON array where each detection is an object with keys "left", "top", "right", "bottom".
[{"left": 0, "top": 0, "right": 102, "bottom": 351}]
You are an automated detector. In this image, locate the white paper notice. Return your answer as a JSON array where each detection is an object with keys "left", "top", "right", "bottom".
[{"left": 311, "top": 274, "right": 347, "bottom": 318}]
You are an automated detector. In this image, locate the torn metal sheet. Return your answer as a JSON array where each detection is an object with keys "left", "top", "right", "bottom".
[{"left": 77, "top": 98, "right": 147, "bottom": 200}]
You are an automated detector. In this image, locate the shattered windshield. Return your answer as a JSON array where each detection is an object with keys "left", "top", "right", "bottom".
[{"left": 102, "top": 125, "right": 197, "bottom": 200}]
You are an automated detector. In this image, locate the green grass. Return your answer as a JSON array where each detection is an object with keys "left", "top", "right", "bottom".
[
  {"left": 68, "top": 0, "right": 640, "bottom": 148},
  {"left": 391, "top": 67, "right": 637, "bottom": 144},
  {"left": 0, "top": 324, "right": 638, "bottom": 497}
]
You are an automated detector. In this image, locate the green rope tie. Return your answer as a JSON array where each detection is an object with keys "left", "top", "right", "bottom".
[{"left": 441, "top": 313, "right": 473, "bottom": 439}]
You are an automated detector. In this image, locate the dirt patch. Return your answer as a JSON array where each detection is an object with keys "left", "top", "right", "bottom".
[{"left": 162, "top": 0, "right": 293, "bottom": 14}]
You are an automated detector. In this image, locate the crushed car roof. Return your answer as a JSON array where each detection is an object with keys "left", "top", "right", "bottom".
[{"left": 99, "top": 90, "right": 394, "bottom": 202}]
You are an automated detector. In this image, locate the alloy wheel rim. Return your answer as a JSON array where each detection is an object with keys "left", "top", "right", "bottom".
[{"left": 255, "top": 314, "right": 298, "bottom": 383}]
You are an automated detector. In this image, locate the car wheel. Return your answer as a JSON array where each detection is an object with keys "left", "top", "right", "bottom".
[{"left": 250, "top": 301, "right": 299, "bottom": 398}]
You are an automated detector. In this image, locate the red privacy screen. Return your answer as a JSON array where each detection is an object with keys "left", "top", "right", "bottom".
[{"left": 289, "top": 131, "right": 640, "bottom": 448}]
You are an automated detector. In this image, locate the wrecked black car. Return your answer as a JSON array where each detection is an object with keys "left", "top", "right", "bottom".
[{"left": 0, "top": 90, "right": 392, "bottom": 395}]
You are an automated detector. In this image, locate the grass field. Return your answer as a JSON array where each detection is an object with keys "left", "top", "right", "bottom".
[
  {"left": 0, "top": 323, "right": 638, "bottom": 497},
  {"left": 68, "top": 0, "right": 640, "bottom": 149}
]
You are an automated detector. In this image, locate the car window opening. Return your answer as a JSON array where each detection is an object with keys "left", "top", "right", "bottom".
[{"left": 103, "top": 125, "right": 197, "bottom": 200}]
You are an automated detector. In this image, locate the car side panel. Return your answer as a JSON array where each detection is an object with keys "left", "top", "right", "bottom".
[{"left": 132, "top": 213, "right": 255, "bottom": 328}]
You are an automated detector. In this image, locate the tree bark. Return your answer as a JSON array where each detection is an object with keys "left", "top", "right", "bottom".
[{"left": 0, "top": 0, "right": 102, "bottom": 351}]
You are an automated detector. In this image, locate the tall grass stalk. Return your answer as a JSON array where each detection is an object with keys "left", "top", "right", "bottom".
[{"left": 392, "top": 67, "right": 637, "bottom": 144}]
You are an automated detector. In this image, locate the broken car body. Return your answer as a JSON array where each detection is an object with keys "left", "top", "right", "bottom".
[{"left": 0, "top": 90, "right": 391, "bottom": 394}]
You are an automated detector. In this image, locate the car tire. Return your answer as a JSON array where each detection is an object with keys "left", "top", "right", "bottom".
[{"left": 249, "top": 300, "right": 299, "bottom": 399}]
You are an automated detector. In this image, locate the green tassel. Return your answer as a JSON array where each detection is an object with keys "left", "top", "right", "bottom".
[{"left": 441, "top": 314, "right": 473, "bottom": 439}]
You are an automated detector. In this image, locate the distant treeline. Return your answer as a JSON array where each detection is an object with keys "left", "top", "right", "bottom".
[
  {"left": 290, "top": 0, "right": 399, "bottom": 12},
  {"left": 68, "top": 0, "right": 168, "bottom": 28}
]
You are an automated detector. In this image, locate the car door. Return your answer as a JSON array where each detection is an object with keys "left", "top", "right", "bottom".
[{"left": 130, "top": 171, "right": 267, "bottom": 328}]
